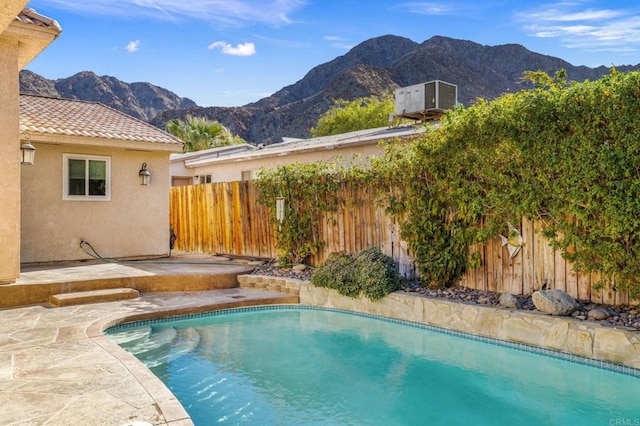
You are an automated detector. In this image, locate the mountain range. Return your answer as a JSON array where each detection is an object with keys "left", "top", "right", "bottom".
[
  {"left": 20, "top": 35, "right": 639, "bottom": 145},
  {"left": 19, "top": 69, "right": 197, "bottom": 122}
]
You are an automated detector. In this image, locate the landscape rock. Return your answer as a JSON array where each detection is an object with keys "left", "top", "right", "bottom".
[
  {"left": 499, "top": 293, "right": 521, "bottom": 309},
  {"left": 292, "top": 264, "right": 307, "bottom": 271},
  {"left": 588, "top": 308, "right": 610, "bottom": 320},
  {"left": 532, "top": 289, "right": 580, "bottom": 316},
  {"left": 250, "top": 267, "right": 640, "bottom": 329}
]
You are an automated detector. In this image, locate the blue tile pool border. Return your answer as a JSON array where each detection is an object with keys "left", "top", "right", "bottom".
[{"left": 105, "top": 304, "right": 640, "bottom": 379}]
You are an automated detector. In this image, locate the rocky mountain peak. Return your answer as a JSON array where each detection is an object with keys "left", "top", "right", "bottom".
[
  {"left": 22, "top": 35, "right": 640, "bottom": 145},
  {"left": 20, "top": 70, "right": 196, "bottom": 122}
]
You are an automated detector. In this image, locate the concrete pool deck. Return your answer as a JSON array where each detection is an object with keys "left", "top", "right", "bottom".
[
  {"left": 2, "top": 253, "right": 258, "bottom": 309},
  {"left": 0, "top": 256, "right": 298, "bottom": 425}
]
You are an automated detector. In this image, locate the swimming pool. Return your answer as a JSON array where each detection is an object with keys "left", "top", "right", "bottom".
[{"left": 106, "top": 306, "right": 640, "bottom": 425}]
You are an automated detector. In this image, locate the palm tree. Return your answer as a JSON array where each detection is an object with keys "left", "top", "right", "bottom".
[{"left": 166, "top": 115, "right": 242, "bottom": 152}]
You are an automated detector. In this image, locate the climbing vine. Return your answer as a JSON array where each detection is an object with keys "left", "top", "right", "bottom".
[
  {"left": 257, "top": 69, "right": 640, "bottom": 298},
  {"left": 255, "top": 159, "right": 368, "bottom": 264},
  {"left": 373, "top": 69, "right": 640, "bottom": 297}
]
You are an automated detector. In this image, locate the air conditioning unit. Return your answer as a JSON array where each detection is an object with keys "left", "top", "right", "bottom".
[{"left": 395, "top": 80, "right": 457, "bottom": 116}]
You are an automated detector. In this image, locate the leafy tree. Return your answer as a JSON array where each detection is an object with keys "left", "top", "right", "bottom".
[
  {"left": 166, "top": 115, "right": 244, "bottom": 152},
  {"left": 311, "top": 94, "right": 395, "bottom": 137}
]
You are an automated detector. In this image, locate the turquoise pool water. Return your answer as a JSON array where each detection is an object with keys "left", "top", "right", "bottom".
[{"left": 106, "top": 307, "right": 640, "bottom": 425}]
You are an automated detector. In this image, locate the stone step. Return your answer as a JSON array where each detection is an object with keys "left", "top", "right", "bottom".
[
  {"left": 107, "top": 325, "right": 152, "bottom": 348},
  {"left": 143, "top": 327, "right": 201, "bottom": 368},
  {"left": 50, "top": 288, "right": 139, "bottom": 307},
  {"left": 127, "top": 327, "right": 177, "bottom": 361}
]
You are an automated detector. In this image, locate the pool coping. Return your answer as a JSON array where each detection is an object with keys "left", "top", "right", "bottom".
[{"left": 107, "top": 304, "right": 640, "bottom": 379}]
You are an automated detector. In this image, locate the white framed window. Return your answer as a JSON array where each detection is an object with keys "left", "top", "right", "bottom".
[
  {"left": 62, "top": 154, "right": 111, "bottom": 201},
  {"left": 241, "top": 170, "right": 253, "bottom": 181}
]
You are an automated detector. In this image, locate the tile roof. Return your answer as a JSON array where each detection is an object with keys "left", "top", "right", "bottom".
[
  {"left": 20, "top": 95, "right": 184, "bottom": 147},
  {"left": 15, "top": 8, "right": 62, "bottom": 33}
]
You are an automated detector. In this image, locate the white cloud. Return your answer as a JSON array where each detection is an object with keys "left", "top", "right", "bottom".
[
  {"left": 322, "top": 35, "right": 352, "bottom": 50},
  {"left": 517, "top": 2, "right": 640, "bottom": 55},
  {"left": 398, "top": 2, "right": 454, "bottom": 15},
  {"left": 125, "top": 39, "right": 141, "bottom": 52},
  {"left": 524, "top": 7, "right": 623, "bottom": 22},
  {"left": 251, "top": 33, "right": 310, "bottom": 48},
  {"left": 209, "top": 41, "right": 256, "bottom": 56},
  {"left": 35, "top": 0, "right": 306, "bottom": 26}
]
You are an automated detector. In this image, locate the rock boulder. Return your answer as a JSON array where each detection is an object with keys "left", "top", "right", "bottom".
[
  {"left": 588, "top": 308, "right": 610, "bottom": 320},
  {"left": 532, "top": 289, "right": 580, "bottom": 316},
  {"left": 499, "top": 292, "right": 521, "bottom": 309}
]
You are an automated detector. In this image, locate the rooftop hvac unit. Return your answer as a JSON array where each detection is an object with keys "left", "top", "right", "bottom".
[{"left": 394, "top": 80, "right": 457, "bottom": 117}]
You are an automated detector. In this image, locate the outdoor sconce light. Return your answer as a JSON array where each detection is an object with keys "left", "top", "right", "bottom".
[
  {"left": 20, "top": 133, "right": 36, "bottom": 165},
  {"left": 139, "top": 162, "right": 151, "bottom": 185}
]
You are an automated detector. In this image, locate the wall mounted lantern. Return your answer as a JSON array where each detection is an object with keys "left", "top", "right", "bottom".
[
  {"left": 20, "top": 133, "right": 36, "bottom": 165},
  {"left": 139, "top": 162, "right": 151, "bottom": 185}
]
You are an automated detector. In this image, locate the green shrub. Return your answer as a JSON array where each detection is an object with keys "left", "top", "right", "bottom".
[
  {"left": 310, "top": 251, "right": 358, "bottom": 296},
  {"left": 353, "top": 247, "right": 403, "bottom": 300},
  {"left": 311, "top": 247, "right": 402, "bottom": 301}
]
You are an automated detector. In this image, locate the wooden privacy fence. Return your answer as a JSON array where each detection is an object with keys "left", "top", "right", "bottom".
[
  {"left": 170, "top": 181, "right": 276, "bottom": 259},
  {"left": 169, "top": 181, "right": 630, "bottom": 305}
]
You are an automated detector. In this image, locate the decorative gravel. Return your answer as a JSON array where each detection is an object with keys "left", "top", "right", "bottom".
[{"left": 252, "top": 265, "right": 313, "bottom": 281}]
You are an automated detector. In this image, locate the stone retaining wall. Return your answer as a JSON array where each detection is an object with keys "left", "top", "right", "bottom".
[{"left": 238, "top": 274, "right": 640, "bottom": 370}]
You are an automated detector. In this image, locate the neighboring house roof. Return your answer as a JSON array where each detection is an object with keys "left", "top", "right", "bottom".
[
  {"left": 20, "top": 95, "right": 184, "bottom": 151},
  {"left": 171, "top": 143, "right": 257, "bottom": 164},
  {"left": 183, "top": 125, "right": 426, "bottom": 168}
]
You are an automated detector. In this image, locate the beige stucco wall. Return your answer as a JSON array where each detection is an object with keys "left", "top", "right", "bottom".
[
  {"left": 191, "top": 143, "right": 382, "bottom": 183},
  {"left": 21, "top": 142, "right": 173, "bottom": 263},
  {"left": 0, "top": 1, "right": 26, "bottom": 34},
  {"left": 0, "top": 37, "right": 20, "bottom": 282},
  {"left": 1, "top": 2, "right": 59, "bottom": 282},
  {"left": 170, "top": 160, "right": 192, "bottom": 186},
  {"left": 170, "top": 159, "right": 190, "bottom": 178}
]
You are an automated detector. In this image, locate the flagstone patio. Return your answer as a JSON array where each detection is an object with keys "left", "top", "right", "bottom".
[{"left": 0, "top": 256, "right": 297, "bottom": 425}]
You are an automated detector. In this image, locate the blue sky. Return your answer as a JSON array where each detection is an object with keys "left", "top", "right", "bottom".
[{"left": 25, "top": 0, "right": 640, "bottom": 107}]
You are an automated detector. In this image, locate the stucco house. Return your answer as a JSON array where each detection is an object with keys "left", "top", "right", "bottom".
[
  {"left": 20, "top": 94, "right": 184, "bottom": 263},
  {"left": 170, "top": 143, "right": 257, "bottom": 186},
  {"left": 1, "top": 5, "right": 61, "bottom": 283},
  {"left": 171, "top": 125, "right": 425, "bottom": 184}
]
